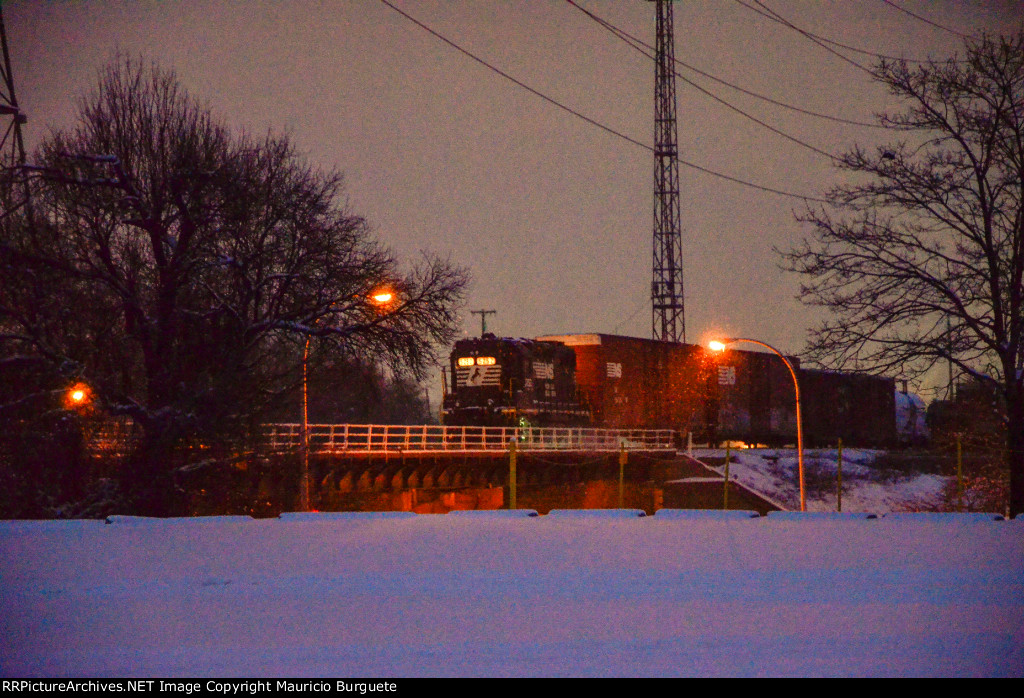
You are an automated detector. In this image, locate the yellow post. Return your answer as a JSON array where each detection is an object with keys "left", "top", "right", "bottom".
[
  {"left": 956, "top": 433, "right": 963, "bottom": 512},
  {"left": 618, "top": 443, "right": 627, "bottom": 508},
  {"left": 439, "top": 368, "right": 447, "bottom": 425},
  {"left": 509, "top": 437, "right": 517, "bottom": 510},
  {"left": 836, "top": 438, "right": 843, "bottom": 513},
  {"left": 723, "top": 444, "right": 730, "bottom": 510}
]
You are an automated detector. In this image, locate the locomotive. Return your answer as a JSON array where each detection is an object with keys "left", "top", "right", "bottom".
[
  {"left": 442, "top": 335, "right": 589, "bottom": 427},
  {"left": 442, "top": 332, "right": 928, "bottom": 448}
]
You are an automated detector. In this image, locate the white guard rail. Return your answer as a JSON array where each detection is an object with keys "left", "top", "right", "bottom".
[{"left": 261, "top": 424, "right": 676, "bottom": 454}]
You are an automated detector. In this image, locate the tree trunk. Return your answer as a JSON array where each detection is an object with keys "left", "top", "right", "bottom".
[
  {"left": 119, "top": 427, "right": 189, "bottom": 517},
  {"left": 1007, "top": 392, "right": 1024, "bottom": 519}
]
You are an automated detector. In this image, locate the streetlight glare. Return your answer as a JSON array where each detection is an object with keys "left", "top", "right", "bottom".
[
  {"left": 371, "top": 291, "right": 394, "bottom": 304},
  {"left": 705, "top": 335, "right": 806, "bottom": 511},
  {"left": 64, "top": 382, "right": 91, "bottom": 411}
]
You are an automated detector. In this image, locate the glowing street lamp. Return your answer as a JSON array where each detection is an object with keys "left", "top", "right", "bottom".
[
  {"left": 709, "top": 337, "right": 805, "bottom": 512},
  {"left": 64, "top": 382, "right": 92, "bottom": 411},
  {"left": 299, "top": 287, "right": 399, "bottom": 511}
]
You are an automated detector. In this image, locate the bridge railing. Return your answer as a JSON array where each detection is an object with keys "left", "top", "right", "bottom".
[{"left": 260, "top": 424, "right": 676, "bottom": 454}]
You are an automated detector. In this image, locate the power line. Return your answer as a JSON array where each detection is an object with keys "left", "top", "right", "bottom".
[
  {"left": 879, "top": 0, "right": 969, "bottom": 39},
  {"left": 747, "top": 0, "right": 969, "bottom": 65},
  {"left": 566, "top": 0, "right": 886, "bottom": 130},
  {"left": 567, "top": 0, "right": 843, "bottom": 163},
  {"left": 740, "top": 1, "right": 970, "bottom": 77},
  {"left": 737, "top": 0, "right": 877, "bottom": 76},
  {"left": 377, "top": 0, "right": 649, "bottom": 151},
  {"left": 377, "top": 0, "right": 828, "bottom": 203},
  {"left": 613, "top": 296, "right": 648, "bottom": 334}
]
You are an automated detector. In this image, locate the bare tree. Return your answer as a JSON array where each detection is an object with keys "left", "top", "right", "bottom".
[
  {"left": 0, "top": 57, "right": 468, "bottom": 514},
  {"left": 782, "top": 32, "right": 1024, "bottom": 517}
]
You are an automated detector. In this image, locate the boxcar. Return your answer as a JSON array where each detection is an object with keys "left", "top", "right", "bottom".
[
  {"left": 537, "top": 333, "right": 707, "bottom": 434},
  {"left": 706, "top": 344, "right": 799, "bottom": 447},
  {"left": 538, "top": 333, "right": 800, "bottom": 446},
  {"left": 798, "top": 369, "right": 897, "bottom": 447}
]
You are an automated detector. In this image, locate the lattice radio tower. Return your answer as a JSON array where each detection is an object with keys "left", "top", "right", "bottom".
[
  {"left": 651, "top": 0, "right": 685, "bottom": 343},
  {"left": 0, "top": 5, "right": 28, "bottom": 212}
]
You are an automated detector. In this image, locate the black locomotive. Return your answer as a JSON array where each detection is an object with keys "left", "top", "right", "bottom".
[{"left": 442, "top": 335, "right": 589, "bottom": 427}]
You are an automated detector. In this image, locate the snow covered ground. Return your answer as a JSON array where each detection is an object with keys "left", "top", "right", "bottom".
[
  {"left": 2, "top": 507, "right": 1022, "bottom": 677},
  {"left": 693, "top": 448, "right": 954, "bottom": 514}
]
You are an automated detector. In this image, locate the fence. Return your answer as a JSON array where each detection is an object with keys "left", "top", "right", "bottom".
[{"left": 261, "top": 423, "right": 676, "bottom": 454}]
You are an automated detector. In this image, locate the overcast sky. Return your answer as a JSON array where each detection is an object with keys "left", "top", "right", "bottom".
[{"left": 5, "top": 0, "right": 1022, "bottom": 396}]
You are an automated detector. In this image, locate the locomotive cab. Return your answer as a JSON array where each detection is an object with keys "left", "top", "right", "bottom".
[{"left": 442, "top": 335, "right": 589, "bottom": 427}]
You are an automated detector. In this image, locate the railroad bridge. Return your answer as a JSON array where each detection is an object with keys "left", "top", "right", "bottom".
[
  {"left": 86, "top": 422, "right": 779, "bottom": 515},
  {"left": 263, "top": 424, "right": 678, "bottom": 503},
  {"left": 253, "top": 424, "right": 776, "bottom": 515}
]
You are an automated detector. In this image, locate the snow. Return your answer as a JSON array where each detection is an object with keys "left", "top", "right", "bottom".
[
  {"left": 695, "top": 448, "right": 953, "bottom": 515},
  {"left": 2, "top": 507, "right": 1022, "bottom": 677}
]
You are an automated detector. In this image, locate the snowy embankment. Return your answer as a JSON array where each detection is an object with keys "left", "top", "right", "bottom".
[
  {"left": 693, "top": 448, "right": 951, "bottom": 514},
  {"left": 2, "top": 510, "right": 1022, "bottom": 677}
]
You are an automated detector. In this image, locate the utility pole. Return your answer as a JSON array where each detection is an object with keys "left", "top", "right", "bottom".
[
  {"left": 470, "top": 309, "right": 496, "bottom": 337},
  {"left": 651, "top": 0, "right": 685, "bottom": 344}
]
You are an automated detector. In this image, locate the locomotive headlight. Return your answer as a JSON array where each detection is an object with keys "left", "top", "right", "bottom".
[
  {"left": 476, "top": 356, "right": 496, "bottom": 366},
  {"left": 457, "top": 357, "right": 475, "bottom": 367}
]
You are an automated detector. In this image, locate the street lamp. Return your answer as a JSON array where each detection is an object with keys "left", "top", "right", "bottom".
[
  {"left": 299, "top": 287, "right": 397, "bottom": 511},
  {"left": 709, "top": 337, "right": 805, "bottom": 512},
  {"left": 63, "top": 382, "right": 92, "bottom": 411}
]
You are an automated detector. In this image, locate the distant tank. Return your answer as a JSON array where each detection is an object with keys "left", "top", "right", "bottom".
[{"left": 895, "top": 390, "right": 930, "bottom": 446}]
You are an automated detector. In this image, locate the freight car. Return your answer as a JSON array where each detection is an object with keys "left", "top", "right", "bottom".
[
  {"left": 539, "top": 333, "right": 801, "bottom": 446},
  {"left": 798, "top": 369, "right": 896, "bottom": 448},
  {"left": 442, "top": 332, "right": 920, "bottom": 448}
]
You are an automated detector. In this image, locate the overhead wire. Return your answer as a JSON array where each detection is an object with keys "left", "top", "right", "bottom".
[
  {"left": 613, "top": 297, "right": 649, "bottom": 334},
  {"left": 376, "top": 0, "right": 648, "bottom": 150},
  {"left": 741, "top": 0, "right": 966, "bottom": 66},
  {"left": 377, "top": 0, "right": 828, "bottom": 203},
  {"left": 736, "top": 0, "right": 877, "bottom": 76},
  {"left": 565, "top": 0, "right": 886, "bottom": 130},
  {"left": 566, "top": 0, "right": 843, "bottom": 163},
  {"left": 879, "top": 0, "right": 969, "bottom": 40}
]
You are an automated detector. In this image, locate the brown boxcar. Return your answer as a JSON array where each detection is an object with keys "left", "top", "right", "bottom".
[
  {"left": 537, "top": 333, "right": 802, "bottom": 445},
  {"left": 798, "top": 369, "right": 897, "bottom": 447},
  {"left": 537, "top": 333, "right": 708, "bottom": 434},
  {"left": 703, "top": 343, "right": 800, "bottom": 446}
]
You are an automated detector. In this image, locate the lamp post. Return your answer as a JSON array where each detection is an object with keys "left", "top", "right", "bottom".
[
  {"left": 300, "top": 334, "right": 312, "bottom": 512},
  {"left": 299, "top": 287, "right": 396, "bottom": 511},
  {"left": 709, "top": 337, "right": 805, "bottom": 512}
]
